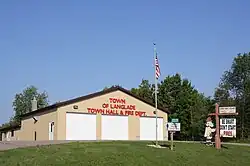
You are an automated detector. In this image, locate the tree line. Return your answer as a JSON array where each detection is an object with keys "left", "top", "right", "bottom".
[
  {"left": 131, "top": 52, "right": 250, "bottom": 141},
  {"left": 1, "top": 52, "right": 250, "bottom": 141},
  {"left": 0, "top": 86, "right": 49, "bottom": 128}
]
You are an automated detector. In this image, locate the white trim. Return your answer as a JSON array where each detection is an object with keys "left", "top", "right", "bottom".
[{"left": 49, "top": 121, "right": 55, "bottom": 140}]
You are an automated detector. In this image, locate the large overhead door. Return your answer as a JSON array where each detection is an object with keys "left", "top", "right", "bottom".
[
  {"left": 101, "top": 115, "right": 128, "bottom": 140},
  {"left": 140, "top": 117, "right": 164, "bottom": 140},
  {"left": 66, "top": 113, "right": 96, "bottom": 140}
]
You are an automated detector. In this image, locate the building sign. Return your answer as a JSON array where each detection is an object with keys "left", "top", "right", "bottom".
[
  {"left": 167, "top": 123, "right": 181, "bottom": 132},
  {"left": 219, "top": 107, "right": 236, "bottom": 114},
  {"left": 87, "top": 98, "right": 147, "bottom": 117},
  {"left": 220, "top": 118, "right": 236, "bottom": 138}
]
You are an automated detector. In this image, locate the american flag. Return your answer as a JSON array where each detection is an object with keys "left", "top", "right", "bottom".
[{"left": 155, "top": 53, "right": 161, "bottom": 79}]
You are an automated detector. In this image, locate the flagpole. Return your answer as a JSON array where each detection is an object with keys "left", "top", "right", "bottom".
[{"left": 153, "top": 43, "right": 158, "bottom": 146}]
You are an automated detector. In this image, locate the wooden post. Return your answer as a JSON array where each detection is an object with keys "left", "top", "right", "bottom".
[
  {"left": 215, "top": 103, "right": 221, "bottom": 149},
  {"left": 208, "top": 103, "right": 238, "bottom": 150},
  {"left": 170, "top": 132, "right": 174, "bottom": 150}
]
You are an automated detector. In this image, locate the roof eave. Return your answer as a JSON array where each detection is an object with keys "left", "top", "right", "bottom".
[
  {"left": 20, "top": 85, "right": 170, "bottom": 118},
  {"left": 0, "top": 124, "right": 21, "bottom": 132}
]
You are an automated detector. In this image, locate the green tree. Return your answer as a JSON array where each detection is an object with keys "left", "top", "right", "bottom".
[
  {"left": 190, "top": 93, "right": 214, "bottom": 140},
  {"left": 215, "top": 53, "right": 250, "bottom": 139},
  {"left": 103, "top": 85, "right": 121, "bottom": 91},
  {"left": 131, "top": 74, "right": 212, "bottom": 140},
  {"left": 159, "top": 75, "right": 193, "bottom": 139},
  {"left": 12, "top": 85, "right": 49, "bottom": 122},
  {"left": 158, "top": 74, "right": 211, "bottom": 140},
  {"left": 131, "top": 79, "right": 154, "bottom": 103},
  {"left": 103, "top": 86, "right": 110, "bottom": 91}
]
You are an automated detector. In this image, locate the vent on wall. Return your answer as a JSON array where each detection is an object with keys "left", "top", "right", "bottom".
[{"left": 33, "top": 116, "right": 39, "bottom": 123}]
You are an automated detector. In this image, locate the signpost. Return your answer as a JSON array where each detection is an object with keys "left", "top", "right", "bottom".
[
  {"left": 167, "top": 120, "right": 181, "bottom": 150},
  {"left": 208, "top": 104, "right": 238, "bottom": 150}
]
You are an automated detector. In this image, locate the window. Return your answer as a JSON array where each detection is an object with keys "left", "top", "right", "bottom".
[{"left": 11, "top": 130, "right": 14, "bottom": 137}]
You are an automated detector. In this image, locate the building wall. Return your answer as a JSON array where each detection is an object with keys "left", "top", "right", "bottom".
[
  {"left": 19, "top": 109, "right": 57, "bottom": 141},
  {"left": 57, "top": 90, "right": 168, "bottom": 140},
  {"left": 1, "top": 129, "right": 20, "bottom": 141}
]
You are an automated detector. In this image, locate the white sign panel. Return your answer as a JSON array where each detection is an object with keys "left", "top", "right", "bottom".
[
  {"left": 220, "top": 118, "right": 236, "bottom": 138},
  {"left": 219, "top": 107, "right": 236, "bottom": 114},
  {"left": 167, "top": 123, "right": 181, "bottom": 132}
]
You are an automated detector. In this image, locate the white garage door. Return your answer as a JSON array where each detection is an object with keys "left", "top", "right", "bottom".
[
  {"left": 140, "top": 117, "right": 164, "bottom": 140},
  {"left": 66, "top": 113, "right": 96, "bottom": 140},
  {"left": 102, "top": 115, "right": 128, "bottom": 140}
]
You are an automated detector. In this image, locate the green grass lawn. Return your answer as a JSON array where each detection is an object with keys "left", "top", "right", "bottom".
[{"left": 0, "top": 141, "right": 250, "bottom": 166}]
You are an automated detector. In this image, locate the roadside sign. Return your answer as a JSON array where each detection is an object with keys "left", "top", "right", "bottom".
[
  {"left": 219, "top": 107, "right": 236, "bottom": 114},
  {"left": 167, "top": 122, "right": 181, "bottom": 131},
  {"left": 220, "top": 118, "right": 236, "bottom": 138},
  {"left": 171, "top": 118, "right": 179, "bottom": 123}
]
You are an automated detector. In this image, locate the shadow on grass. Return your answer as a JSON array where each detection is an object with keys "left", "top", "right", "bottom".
[
  {"left": 211, "top": 144, "right": 229, "bottom": 149},
  {"left": 199, "top": 141, "right": 229, "bottom": 149},
  {"left": 221, "top": 145, "right": 229, "bottom": 149},
  {"left": 151, "top": 141, "right": 175, "bottom": 150}
]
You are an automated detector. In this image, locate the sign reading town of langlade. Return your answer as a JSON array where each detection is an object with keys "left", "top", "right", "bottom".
[{"left": 87, "top": 98, "right": 147, "bottom": 117}]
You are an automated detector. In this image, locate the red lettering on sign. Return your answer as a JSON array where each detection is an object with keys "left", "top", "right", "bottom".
[
  {"left": 135, "top": 111, "right": 146, "bottom": 117},
  {"left": 87, "top": 108, "right": 92, "bottom": 113},
  {"left": 97, "top": 109, "right": 105, "bottom": 114},
  {"left": 87, "top": 107, "right": 147, "bottom": 117},
  {"left": 102, "top": 103, "right": 108, "bottom": 108},
  {"left": 88, "top": 108, "right": 105, "bottom": 114},
  {"left": 223, "top": 131, "right": 232, "bottom": 136},
  {"left": 105, "top": 109, "right": 119, "bottom": 115},
  {"left": 105, "top": 110, "right": 112, "bottom": 115},
  {"left": 86, "top": 98, "right": 152, "bottom": 117},
  {"left": 109, "top": 98, "right": 126, "bottom": 104},
  {"left": 124, "top": 111, "right": 129, "bottom": 115},
  {"left": 110, "top": 104, "right": 136, "bottom": 110}
]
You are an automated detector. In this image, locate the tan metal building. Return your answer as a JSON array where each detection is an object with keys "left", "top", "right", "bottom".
[
  {"left": 0, "top": 122, "right": 21, "bottom": 141},
  {"left": 1, "top": 86, "right": 169, "bottom": 141}
]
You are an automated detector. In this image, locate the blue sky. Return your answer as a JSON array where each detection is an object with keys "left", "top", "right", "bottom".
[{"left": 0, "top": 0, "right": 249, "bottom": 124}]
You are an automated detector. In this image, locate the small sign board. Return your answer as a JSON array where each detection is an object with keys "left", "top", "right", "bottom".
[
  {"left": 220, "top": 118, "right": 236, "bottom": 138},
  {"left": 171, "top": 118, "right": 179, "bottom": 123},
  {"left": 219, "top": 107, "right": 236, "bottom": 114},
  {"left": 167, "top": 122, "right": 181, "bottom": 132}
]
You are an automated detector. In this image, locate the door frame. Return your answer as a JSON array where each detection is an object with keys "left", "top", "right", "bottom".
[{"left": 49, "top": 121, "right": 55, "bottom": 140}]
